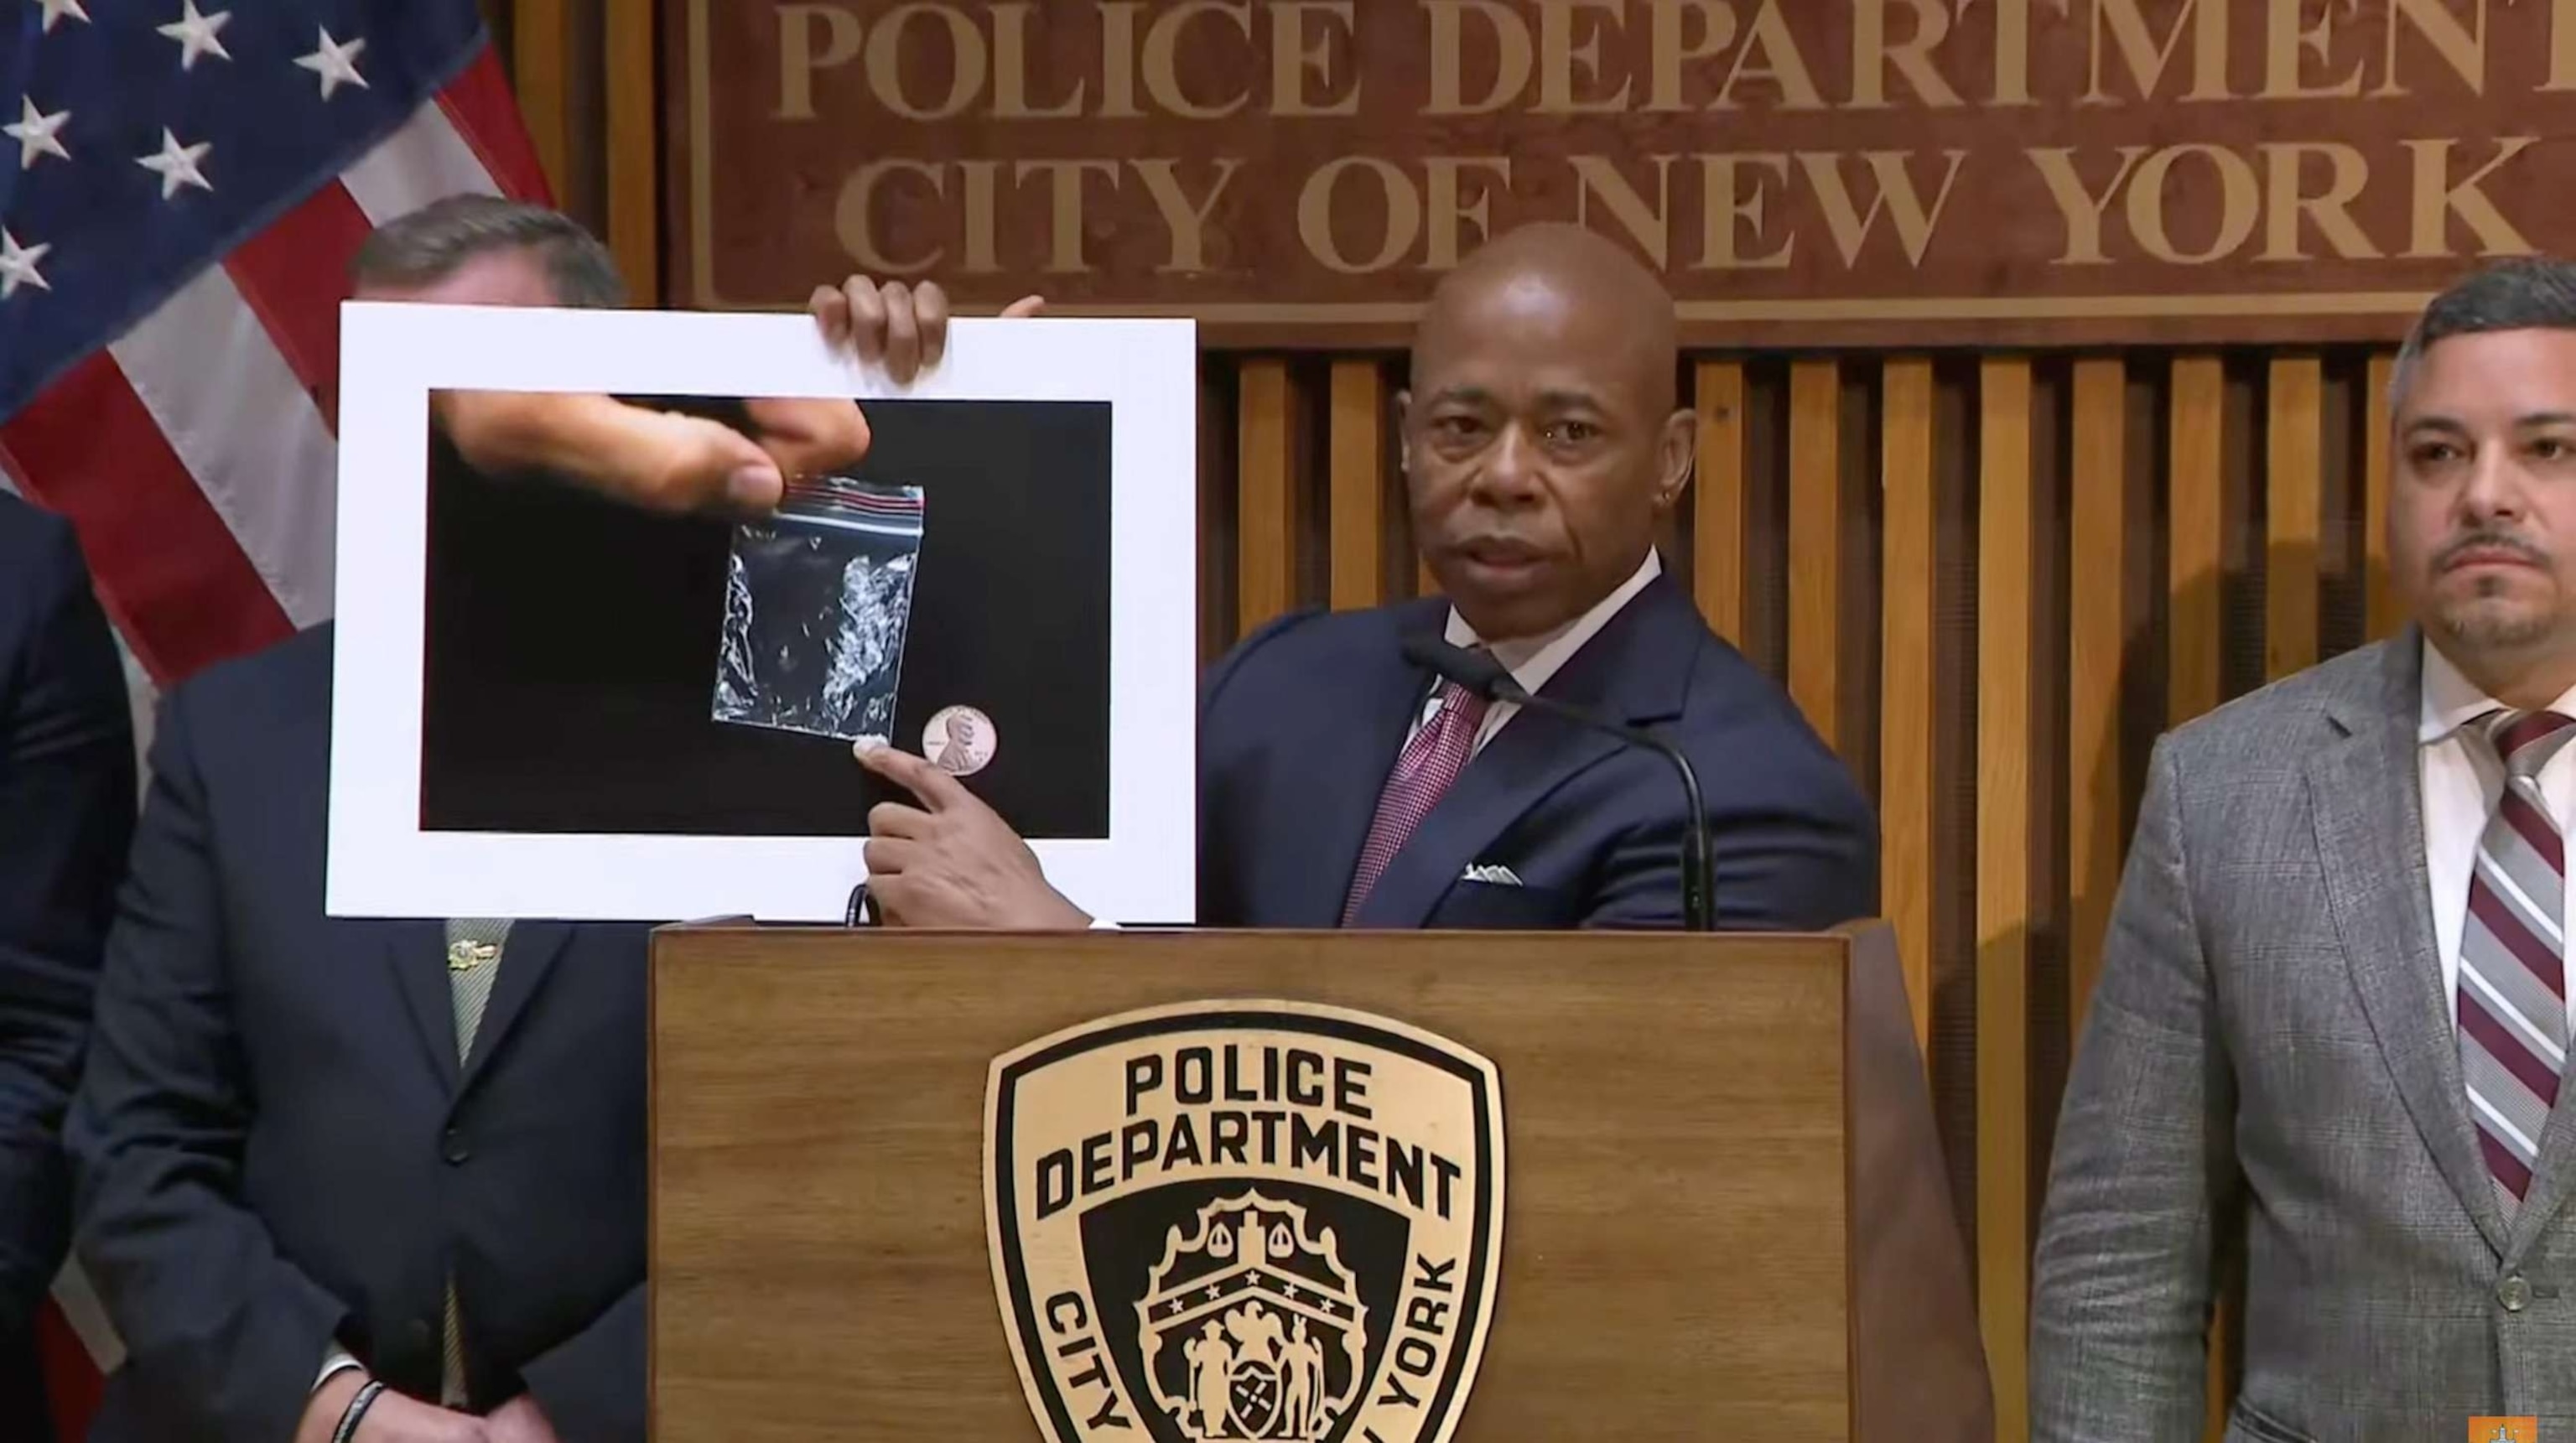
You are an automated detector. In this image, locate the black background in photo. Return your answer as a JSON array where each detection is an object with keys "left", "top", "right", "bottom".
[{"left": 418, "top": 396, "right": 1111, "bottom": 838}]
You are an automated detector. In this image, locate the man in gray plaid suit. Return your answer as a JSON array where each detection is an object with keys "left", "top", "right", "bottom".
[{"left": 2033, "top": 258, "right": 2576, "bottom": 1440}]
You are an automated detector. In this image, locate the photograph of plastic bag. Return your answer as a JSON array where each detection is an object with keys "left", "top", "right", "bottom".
[{"left": 714, "top": 477, "right": 925, "bottom": 743}]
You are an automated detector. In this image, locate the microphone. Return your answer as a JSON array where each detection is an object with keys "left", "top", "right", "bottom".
[{"left": 1401, "top": 635, "right": 1716, "bottom": 932}]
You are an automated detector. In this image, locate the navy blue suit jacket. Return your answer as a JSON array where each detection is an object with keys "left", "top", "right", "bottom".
[
  {"left": 63, "top": 625, "right": 653, "bottom": 1443},
  {"left": 0, "top": 494, "right": 132, "bottom": 1424},
  {"left": 1198, "top": 568, "right": 1876, "bottom": 930}
]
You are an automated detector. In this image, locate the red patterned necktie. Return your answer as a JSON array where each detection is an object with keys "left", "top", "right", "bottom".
[
  {"left": 1341, "top": 678, "right": 1490, "bottom": 923},
  {"left": 2459, "top": 708, "right": 2576, "bottom": 1218}
]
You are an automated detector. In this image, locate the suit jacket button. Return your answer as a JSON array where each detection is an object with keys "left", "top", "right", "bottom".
[
  {"left": 406, "top": 1318, "right": 433, "bottom": 1350},
  {"left": 442, "top": 1127, "right": 470, "bottom": 1165},
  {"left": 2501, "top": 1274, "right": 2532, "bottom": 1312}
]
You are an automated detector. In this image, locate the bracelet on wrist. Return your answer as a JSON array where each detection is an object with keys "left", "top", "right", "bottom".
[{"left": 330, "top": 1379, "right": 387, "bottom": 1443}]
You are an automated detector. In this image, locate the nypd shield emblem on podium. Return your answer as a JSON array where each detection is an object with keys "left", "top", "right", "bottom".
[{"left": 984, "top": 1001, "right": 1505, "bottom": 1443}]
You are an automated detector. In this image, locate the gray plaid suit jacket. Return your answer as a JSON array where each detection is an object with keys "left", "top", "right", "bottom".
[{"left": 2032, "top": 631, "right": 2576, "bottom": 1442}]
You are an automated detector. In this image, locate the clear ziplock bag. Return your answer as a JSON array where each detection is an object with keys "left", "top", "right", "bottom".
[{"left": 712, "top": 476, "right": 925, "bottom": 744}]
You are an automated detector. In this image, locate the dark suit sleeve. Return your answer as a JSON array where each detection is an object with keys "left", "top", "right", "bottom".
[
  {"left": 1582, "top": 724, "right": 1877, "bottom": 932},
  {"left": 62, "top": 683, "right": 348, "bottom": 1443},
  {"left": 1196, "top": 610, "right": 1327, "bottom": 927},
  {"left": 0, "top": 515, "right": 133, "bottom": 1331},
  {"left": 518, "top": 1283, "right": 643, "bottom": 1442}
]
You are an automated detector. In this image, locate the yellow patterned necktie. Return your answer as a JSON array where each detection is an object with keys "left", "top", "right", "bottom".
[{"left": 439, "top": 919, "right": 509, "bottom": 1408}]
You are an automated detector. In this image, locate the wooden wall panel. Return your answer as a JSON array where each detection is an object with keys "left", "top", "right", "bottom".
[
  {"left": 2067, "top": 361, "right": 2129, "bottom": 1043},
  {"left": 2366, "top": 353, "right": 2401, "bottom": 640},
  {"left": 509, "top": 0, "right": 571, "bottom": 200},
  {"left": 1880, "top": 361, "right": 1937, "bottom": 1057},
  {"left": 2169, "top": 360, "right": 2228, "bottom": 725},
  {"left": 1329, "top": 361, "right": 1390, "bottom": 611},
  {"left": 1236, "top": 361, "right": 1306, "bottom": 635},
  {"left": 604, "top": 6, "right": 658, "bottom": 306},
  {"left": 2266, "top": 360, "right": 2324, "bottom": 682},
  {"left": 1976, "top": 359, "right": 2036, "bottom": 1443},
  {"left": 1789, "top": 361, "right": 1847, "bottom": 758},
  {"left": 1696, "top": 362, "right": 1750, "bottom": 646}
]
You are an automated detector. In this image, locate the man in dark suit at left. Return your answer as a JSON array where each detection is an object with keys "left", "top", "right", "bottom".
[
  {"left": 0, "top": 489, "right": 134, "bottom": 1441},
  {"left": 60, "top": 195, "right": 986, "bottom": 1443}
]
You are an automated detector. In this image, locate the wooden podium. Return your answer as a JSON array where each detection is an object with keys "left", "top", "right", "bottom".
[{"left": 647, "top": 923, "right": 1991, "bottom": 1442}]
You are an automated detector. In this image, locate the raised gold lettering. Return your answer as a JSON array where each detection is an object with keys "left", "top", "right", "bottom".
[
  {"left": 1695, "top": 153, "right": 1794, "bottom": 268},
  {"left": 1301, "top": 158, "right": 1426, "bottom": 273},
  {"left": 2405, "top": 136, "right": 2538, "bottom": 257},
  {"left": 2258, "top": 142, "right": 2380, "bottom": 260},
  {"left": 2127, "top": 144, "right": 2262, "bottom": 264},
  {"left": 1424, "top": 157, "right": 1513, "bottom": 267},
  {"left": 1989, "top": 0, "right": 2070, "bottom": 105},
  {"left": 1098, "top": 3, "right": 1143, "bottom": 117},
  {"left": 1851, "top": 0, "right": 1963, "bottom": 108},
  {"left": 2378, "top": 0, "right": 2488, "bottom": 96},
  {"left": 1798, "top": 149, "right": 1966, "bottom": 267},
  {"left": 1425, "top": 0, "right": 1535, "bottom": 115},
  {"left": 2262, "top": 0, "right": 2366, "bottom": 99},
  {"left": 1645, "top": 0, "right": 1737, "bottom": 112},
  {"left": 834, "top": 159, "right": 944, "bottom": 274},
  {"left": 1131, "top": 158, "right": 1244, "bottom": 272},
  {"left": 960, "top": 158, "right": 1002, "bottom": 273},
  {"left": 990, "top": 3, "right": 1085, "bottom": 119},
  {"left": 775, "top": 4, "right": 862, "bottom": 122},
  {"left": 2086, "top": 0, "right": 2231, "bottom": 103},
  {"left": 1144, "top": 1, "right": 1254, "bottom": 118},
  {"left": 862, "top": 3, "right": 986, "bottom": 121},
  {"left": 1574, "top": 154, "right": 1677, "bottom": 269},
  {"left": 1271, "top": 1, "right": 1361, "bottom": 116},
  {"left": 1014, "top": 159, "right": 1122, "bottom": 272},
  {"left": 2025, "top": 145, "right": 2149, "bottom": 264},
  {"left": 2547, "top": 0, "right": 2576, "bottom": 90},
  {"left": 1537, "top": 0, "right": 1632, "bottom": 113},
  {"left": 1716, "top": 0, "right": 1826, "bottom": 109}
]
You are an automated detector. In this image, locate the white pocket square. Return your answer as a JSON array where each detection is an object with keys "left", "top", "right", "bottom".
[{"left": 1462, "top": 864, "right": 1523, "bottom": 886}]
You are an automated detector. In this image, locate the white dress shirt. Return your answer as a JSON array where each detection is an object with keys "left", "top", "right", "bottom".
[
  {"left": 1415, "top": 549, "right": 1663, "bottom": 751},
  {"left": 2418, "top": 637, "right": 2576, "bottom": 1033}
]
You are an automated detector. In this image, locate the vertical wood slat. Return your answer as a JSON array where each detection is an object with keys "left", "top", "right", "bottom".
[
  {"left": 511, "top": 0, "right": 573, "bottom": 202},
  {"left": 1879, "top": 359, "right": 1937, "bottom": 1057},
  {"left": 1977, "top": 357, "right": 2036, "bottom": 1443},
  {"left": 604, "top": 5, "right": 659, "bottom": 305},
  {"left": 2266, "top": 359, "right": 2324, "bottom": 681},
  {"left": 1329, "top": 361, "right": 1389, "bottom": 611},
  {"left": 1789, "top": 361, "right": 1845, "bottom": 752},
  {"left": 2170, "top": 358, "right": 2228, "bottom": 724},
  {"left": 2068, "top": 359, "right": 2129, "bottom": 1041},
  {"left": 2366, "top": 352, "right": 2401, "bottom": 640},
  {"left": 2168, "top": 355, "right": 2233, "bottom": 1443},
  {"left": 1237, "top": 361, "right": 1301, "bottom": 635},
  {"left": 1695, "top": 362, "right": 1750, "bottom": 646}
]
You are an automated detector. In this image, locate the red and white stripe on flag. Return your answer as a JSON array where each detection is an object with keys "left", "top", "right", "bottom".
[{"left": 0, "top": 44, "right": 550, "bottom": 1443}]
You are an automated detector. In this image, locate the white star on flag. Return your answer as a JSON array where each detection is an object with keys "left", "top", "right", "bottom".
[
  {"left": 156, "top": 2, "right": 234, "bottom": 71},
  {"left": 294, "top": 29, "right": 370, "bottom": 100},
  {"left": 5, "top": 97, "right": 70, "bottom": 170},
  {"left": 0, "top": 230, "right": 54, "bottom": 299},
  {"left": 137, "top": 128, "right": 213, "bottom": 200},
  {"left": 34, "top": 0, "right": 89, "bottom": 34}
]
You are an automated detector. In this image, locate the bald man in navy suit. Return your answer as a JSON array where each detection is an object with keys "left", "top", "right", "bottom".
[
  {"left": 850, "top": 223, "right": 1877, "bottom": 932},
  {"left": 0, "top": 491, "right": 133, "bottom": 1438}
]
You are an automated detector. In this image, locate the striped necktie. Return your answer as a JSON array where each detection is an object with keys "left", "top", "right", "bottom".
[{"left": 2459, "top": 709, "right": 2576, "bottom": 1220}]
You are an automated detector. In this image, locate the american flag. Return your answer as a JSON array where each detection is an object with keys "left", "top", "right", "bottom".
[{"left": 0, "top": 2, "right": 550, "bottom": 1435}]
